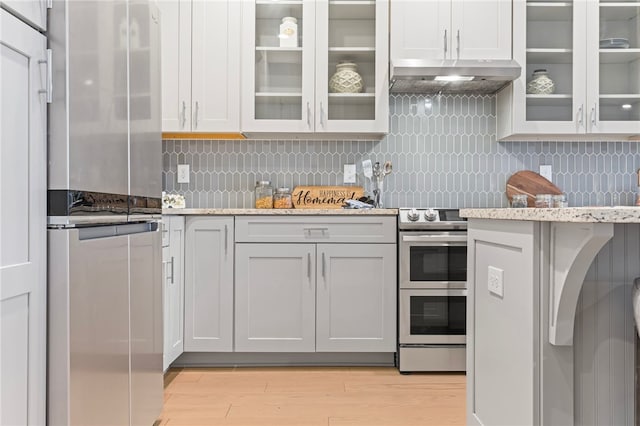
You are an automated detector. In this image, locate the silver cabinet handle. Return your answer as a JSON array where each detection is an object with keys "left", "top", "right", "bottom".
[
  {"left": 320, "top": 102, "right": 325, "bottom": 128},
  {"left": 181, "top": 101, "right": 187, "bottom": 129},
  {"left": 307, "top": 102, "right": 311, "bottom": 129},
  {"left": 170, "top": 256, "right": 175, "bottom": 284},
  {"left": 307, "top": 253, "right": 311, "bottom": 280},
  {"left": 194, "top": 101, "right": 199, "bottom": 129},
  {"left": 224, "top": 224, "right": 228, "bottom": 255},
  {"left": 38, "top": 49, "right": 52, "bottom": 103},
  {"left": 577, "top": 104, "right": 584, "bottom": 126},
  {"left": 456, "top": 29, "right": 460, "bottom": 60},
  {"left": 304, "top": 227, "right": 329, "bottom": 237},
  {"left": 590, "top": 104, "right": 597, "bottom": 128},
  {"left": 443, "top": 29, "right": 448, "bottom": 58},
  {"left": 402, "top": 235, "right": 467, "bottom": 243},
  {"left": 322, "top": 252, "right": 326, "bottom": 279}
]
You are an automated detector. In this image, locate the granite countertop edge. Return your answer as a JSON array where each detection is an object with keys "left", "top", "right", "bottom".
[
  {"left": 460, "top": 206, "right": 640, "bottom": 223},
  {"left": 162, "top": 208, "right": 399, "bottom": 216}
]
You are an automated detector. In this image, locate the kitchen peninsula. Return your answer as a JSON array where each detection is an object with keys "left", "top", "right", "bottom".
[{"left": 460, "top": 207, "right": 640, "bottom": 425}]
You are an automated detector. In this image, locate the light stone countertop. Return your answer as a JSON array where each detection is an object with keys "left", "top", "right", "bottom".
[
  {"left": 460, "top": 206, "right": 640, "bottom": 223},
  {"left": 162, "top": 208, "right": 399, "bottom": 216}
]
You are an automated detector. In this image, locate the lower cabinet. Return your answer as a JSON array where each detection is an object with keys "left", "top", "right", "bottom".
[
  {"left": 234, "top": 241, "right": 396, "bottom": 352},
  {"left": 184, "top": 216, "right": 234, "bottom": 352},
  {"left": 235, "top": 244, "right": 316, "bottom": 352},
  {"left": 316, "top": 244, "right": 396, "bottom": 352},
  {"left": 163, "top": 216, "right": 185, "bottom": 370}
]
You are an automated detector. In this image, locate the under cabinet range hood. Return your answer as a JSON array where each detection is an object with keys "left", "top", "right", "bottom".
[{"left": 390, "top": 59, "right": 521, "bottom": 94}]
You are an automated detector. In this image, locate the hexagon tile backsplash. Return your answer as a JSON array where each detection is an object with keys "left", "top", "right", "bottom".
[{"left": 163, "top": 94, "right": 640, "bottom": 209}]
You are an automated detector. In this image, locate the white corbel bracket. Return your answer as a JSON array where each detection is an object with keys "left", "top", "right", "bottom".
[{"left": 549, "top": 222, "right": 614, "bottom": 346}]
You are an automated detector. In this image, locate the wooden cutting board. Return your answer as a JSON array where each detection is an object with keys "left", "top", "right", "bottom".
[
  {"left": 292, "top": 186, "right": 364, "bottom": 209},
  {"left": 506, "top": 170, "right": 563, "bottom": 207}
]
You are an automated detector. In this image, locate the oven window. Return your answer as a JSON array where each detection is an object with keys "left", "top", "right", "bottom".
[
  {"left": 409, "top": 295, "right": 466, "bottom": 335},
  {"left": 409, "top": 245, "right": 467, "bottom": 282}
]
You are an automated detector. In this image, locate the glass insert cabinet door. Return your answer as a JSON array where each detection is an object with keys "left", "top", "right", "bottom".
[
  {"left": 242, "top": 0, "right": 315, "bottom": 132},
  {"left": 586, "top": 0, "right": 640, "bottom": 133},
  {"left": 241, "top": 0, "right": 388, "bottom": 134},
  {"left": 511, "top": 0, "right": 588, "bottom": 134}
]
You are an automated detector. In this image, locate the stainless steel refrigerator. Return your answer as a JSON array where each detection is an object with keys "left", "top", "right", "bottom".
[{"left": 47, "top": 1, "right": 163, "bottom": 425}]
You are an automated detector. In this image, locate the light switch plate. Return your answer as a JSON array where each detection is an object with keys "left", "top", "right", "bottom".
[
  {"left": 343, "top": 164, "right": 356, "bottom": 184},
  {"left": 177, "top": 164, "right": 190, "bottom": 184},
  {"left": 488, "top": 266, "right": 504, "bottom": 298},
  {"left": 539, "top": 165, "right": 552, "bottom": 182}
]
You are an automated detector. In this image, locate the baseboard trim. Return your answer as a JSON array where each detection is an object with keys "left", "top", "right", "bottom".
[{"left": 172, "top": 352, "right": 396, "bottom": 368}]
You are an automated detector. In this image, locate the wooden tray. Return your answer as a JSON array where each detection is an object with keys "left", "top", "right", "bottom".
[
  {"left": 506, "top": 170, "right": 563, "bottom": 207},
  {"left": 292, "top": 186, "right": 364, "bottom": 209}
]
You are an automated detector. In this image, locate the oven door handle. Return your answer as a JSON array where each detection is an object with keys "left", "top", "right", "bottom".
[
  {"left": 402, "top": 235, "right": 467, "bottom": 243},
  {"left": 404, "top": 289, "right": 468, "bottom": 297}
]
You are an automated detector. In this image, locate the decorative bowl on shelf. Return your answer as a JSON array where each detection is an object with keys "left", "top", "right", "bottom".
[
  {"left": 329, "top": 62, "right": 364, "bottom": 93},
  {"left": 599, "top": 38, "right": 630, "bottom": 49}
]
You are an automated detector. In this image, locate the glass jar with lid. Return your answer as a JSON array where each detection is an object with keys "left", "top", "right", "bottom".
[
  {"left": 273, "top": 187, "right": 293, "bottom": 209},
  {"left": 254, "top": 180, "right": 273, "bottom": 209}
]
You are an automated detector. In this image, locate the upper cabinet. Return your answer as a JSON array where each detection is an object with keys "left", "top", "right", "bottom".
[
  {"left": 497, "top": 0, "right": 640, "bottom": 140},
  {"left": 158, "top": 0, "right": 240, "bottom": 133},
  {"left": 241, "top": 0, "right": 389, "bottom": 135},
  {"left": 390, "top": 0, "right": 512, "bottom": 61},
  {"left": 586, "top": 0, "right": 640, "bottom": 135}
]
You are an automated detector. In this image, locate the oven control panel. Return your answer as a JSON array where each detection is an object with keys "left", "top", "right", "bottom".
[{"left": 398, "top": 208, "right": 467, "bottom": 229}]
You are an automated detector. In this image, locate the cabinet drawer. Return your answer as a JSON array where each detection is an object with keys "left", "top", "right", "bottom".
[{"left": 235, "top": 216, "right": 396, "bottom": 243}]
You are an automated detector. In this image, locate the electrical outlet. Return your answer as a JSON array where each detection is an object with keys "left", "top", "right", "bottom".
[
  {"left": 539, "top": 165, "right": 552, "bottom": 182},
  {"left": 177, "top": 164, "right": 190, "bottom": 184},
  {"left": 488, "top": 266, "right": 504, "bottom": 297},
  {"left": 343, "top": 164, "right": 356, "bottom": 184}
]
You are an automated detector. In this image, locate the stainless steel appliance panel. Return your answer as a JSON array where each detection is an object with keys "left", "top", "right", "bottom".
[
  {"left": 48, "top": 0, "right": 129, "bottom": 195},
  {"left": 48, "top": 226, "right": 130, "bottom": 426},
  {"left": 130, "top": 226, "right": 163, "bottom": 426},
  {"left": 129, "top": 1, "right": 162, "bottom": 200},
  {"left": 399, "top": 231, "right": 467, "bottom": 290},
  {"left": 398, "top": 345, "right": 466, "bottom": 372},
  {"left": 399, "top": 289, "right": 467, "bottom": 345}
]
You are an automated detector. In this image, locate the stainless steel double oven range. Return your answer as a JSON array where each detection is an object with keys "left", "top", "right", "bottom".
[{"left": 398, "top": 208, "right": 467, "bottom": 372}]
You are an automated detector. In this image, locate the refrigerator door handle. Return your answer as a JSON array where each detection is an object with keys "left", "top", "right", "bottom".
[{"left": 78, "top": 222, "right": 158, "bottom": 240}]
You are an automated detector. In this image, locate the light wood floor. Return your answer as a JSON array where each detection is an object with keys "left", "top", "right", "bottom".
[{"left": 158, "top": 367, "right": 466, "bottom": 426}]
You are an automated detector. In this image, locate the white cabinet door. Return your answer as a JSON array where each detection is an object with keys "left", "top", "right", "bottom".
[
  {"left": 241, "top": 0, "right": 316, "bottom": 133},
  {"left": 159, "top": 0, "right": 241, "bottom": 133},
  {"left": 391, "top": 0, "right": 510, "bottom": 61},
  {"left": 585, "top": 0, "right": 640, "bottom": 135},
  {"left": 315, "top": 0, "right": 389, "bottom": 133},
  {"left": 184, "top": 217, "right": 234, "bottom": 352},
  {"left": 451, "top": 0, "right": 511, "bottom": 60},
  {"left": 158, "top": 0, "right": 191, "bottom": 132},
  {"left": 390, "top": 0, "right": 451, "bottom": 61},
  {"left": 235, "top": 244, "right": 316, "bottom": 352},
  {"left": 497, "top": 0, "right": 588, "bottom": 139},
  {"left": 316, "top": 244, "right": 396, "bottom": 352},
  {"left": 163, "top": 216, "right": 185, "bottom": 369},
  {"left": 0, "top": 10, "right": 47, "bottom": 426},
  {"left": 1, "top": 0, "right": 47, "bottom": 31},
  {"left": 191, "top": 0, "right": 240, "bottom": 132}
]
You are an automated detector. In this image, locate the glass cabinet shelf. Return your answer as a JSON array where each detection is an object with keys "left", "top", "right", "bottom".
[
  {"left": 329, "top": 1, "right": 375, "bottom": 20},
  {"left": 599, "top": 49, "right": 640, "bottom": 63},
  {"left": 526, "top": 49, "right": 573, "bottom": 63},
  {"left": 526, "top": 2, "right": 573, "bottom": 21},
  {"left": 256, "top": 92, "right": 302, "bottom": 97}
]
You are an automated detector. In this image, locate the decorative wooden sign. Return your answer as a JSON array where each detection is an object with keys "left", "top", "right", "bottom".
[{"left": 292, "top": 186, "right": 364, "bottom": 209}]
